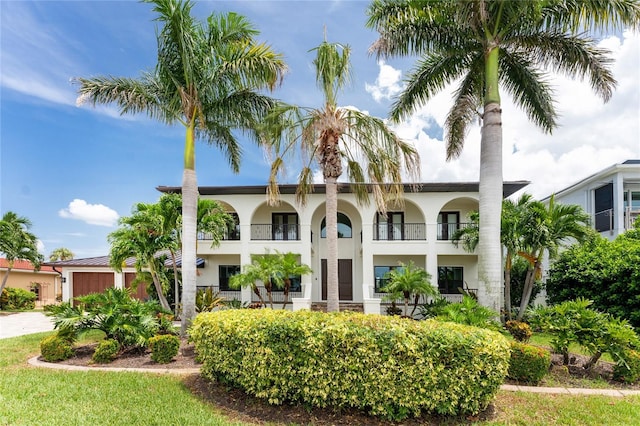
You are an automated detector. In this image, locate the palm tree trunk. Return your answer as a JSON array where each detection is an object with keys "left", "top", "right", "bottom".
[
  {"left": 403, "top": 296, "right": 410, "bottom": 317},
  {"left": 504, "top": 252, "right": 513, "bottom": 320},
  {"left": 149, "top": 264, "right": 171, "bottom": 312},
  {"left": 282, "top": 278, "right": 291, "bottom": 309},
  {"left": 325, "top": 176, "right": 339, "bottom": 313},
  {"left": 252, "top": 285, "right": 265, "bottom": 307},
  {"left": 517, "top": 258, "right": 541, "bottom": 320},
  {"left": 170, "top": 249, "right": 180, "bottom": 318},
  {"left": 477, "top": 101, "right": 504, "bottom": 314},
  {"left": 181, "top": 118, "right": 198, "bottom": 335},
  {"left": 0, "top": 268, "right": 12, "bottom": 295}
]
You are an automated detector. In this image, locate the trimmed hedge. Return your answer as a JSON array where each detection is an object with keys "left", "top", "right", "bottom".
[
  {"left": 614, "top": 349, "right": 640, "bottom": 384},
  {"left": 149, "top": 334, "right": 180, "bottom": 364},
  {"left": 190, "top": 310, "right": 510, "bottom": 420},
  {"left": 0, "top": 287, "right": 36, "bottom": 310},
  {"left": 40, "top": 335, "right": 73, "bottom": 362},
  {"left": 508, "top": 342, "right": 550, "bottom": 384},
  {"left": 92, "top": 339, "right": 120, "bottom": 364}
]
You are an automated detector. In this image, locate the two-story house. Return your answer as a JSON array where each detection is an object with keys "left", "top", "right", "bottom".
[
  {"left": 159, "top": 181, "right": 528, "bottom": 314},
  {"left": 542, "top": 160, "right": 640, "bottom": 240}
]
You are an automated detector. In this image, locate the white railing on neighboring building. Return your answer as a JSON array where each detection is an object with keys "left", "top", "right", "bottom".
[{"left": 625, "top": 207, "right": 640, "bottom": 231}]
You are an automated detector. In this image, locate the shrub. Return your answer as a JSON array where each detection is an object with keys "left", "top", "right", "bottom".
[
  {"left": 149, "top": 334, "right": 180, "bottom": 364},
  {"left": 44, "top": 287, "right": 167, "bottom": 350},
  {"left": 40, "top": 335, "right": 73, "bottom": 362},
  {"left": 190, "top": 309, "right": 510, "bottom": 420},
  {"left": 92, "top": 339, "right": 120, "bottom": 364},
  {"left": 436, "top": 295, "right": 502, "bottom": 331},
  {"left": 505, "top": 320, "right": 532, "bottom": 342},
  {"left": 0, "top": 287, "right": 37, "bottom": 310},
  {"left": 613, "top": 349, "right": 640, "bottom": 384},
  {"left": 507, "top": 342, "right": 550, "bottom": 384}
]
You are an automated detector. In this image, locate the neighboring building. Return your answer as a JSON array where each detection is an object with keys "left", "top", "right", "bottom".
[
  {"left": 159, "top": 181, "right": 528, "bottom": 314},
  {"left": 542, "top": 160, "right": 640, "bottom": 240},
  {"left": 0, "top": 258, "right": 61, "bottom": 307}
]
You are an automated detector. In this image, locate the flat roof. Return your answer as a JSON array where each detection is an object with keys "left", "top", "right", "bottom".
[{"left": 157, "top": 181, "right": 530, "bottom": 199}]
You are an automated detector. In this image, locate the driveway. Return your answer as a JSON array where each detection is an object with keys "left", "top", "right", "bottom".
[{"left": 0, "top": 312, "right": 55, "bottom": 339}]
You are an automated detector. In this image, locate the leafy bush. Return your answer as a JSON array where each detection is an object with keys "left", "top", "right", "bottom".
[
  {"left": 436, "top": 295, "right": 501, "bottom": 331},
  {"left": 507, "top": 342, "right": 550, "bottom": 384},
  {"left": 190, "top": 310, "right": 510, "bottom": 420},
  {"left": 529, "top": 298, "right": 640, "bottom": 369},
  {"left": 195, "top": 288, "right": 225, "bottom": 312},
  {"left": 149, "top": 334, "right": 180, "bottom": 364},
  {"left": 505, "top": 320, "right": 532, "bottom": 342},
  {"left": 418, "top": 296, "right": 451, "bottom": 319},
  {"left": 613, "top": 349, "right": 640, "bottom": 384},
  {"left": 0, "top": 287, "right": 36, "bottom": 310},
  {"left": 40, "top": 335, "right": 73, "bottom": 362},
  {"left": 44, "top": 287, "right": 168, "bottom": 349},
  {"left": 92, "top": 339, "right": 120, "bottom": 364}
]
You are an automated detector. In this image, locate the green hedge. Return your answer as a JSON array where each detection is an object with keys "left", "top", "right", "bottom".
[
  {"left": 508, "top": 342, "right": 550, "bottom": 384},
  {"left": 149, "top": 334, "right": 180, "bottom": 364},
  {"left": 190, "top": 310, "right": 510, "bottom": 420},
  {"left": 0, "top": 287, "right": 36, "bottom": 310}
]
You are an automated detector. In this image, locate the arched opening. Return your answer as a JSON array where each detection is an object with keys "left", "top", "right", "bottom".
[{"left": 320, "top": 212, "right": 352, "bottom": 238}]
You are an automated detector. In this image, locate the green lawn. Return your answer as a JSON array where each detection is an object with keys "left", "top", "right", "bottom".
[{"left": 1, "top": 332, "right": 639, "bottom": 425}]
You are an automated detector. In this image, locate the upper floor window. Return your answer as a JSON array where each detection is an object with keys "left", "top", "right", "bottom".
[
  {"left": 376, "top": 212, "right": 404, "bottom": 240},
  {"left": 437, "top": 212, "right": 460, "bottom": 240},
  {"left": 272, "top": 213, "right": 298, "bottom": 240},
  {"left": 624, "top": 191, "right": 640, "bottom": 210},
  {"left": 321, "top": 213, "right": 352, "bottom": 238}
]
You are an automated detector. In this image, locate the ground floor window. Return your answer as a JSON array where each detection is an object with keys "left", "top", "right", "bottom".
[
  {"left": 219, "top": 265, "right": 240, "bottom": 291},
  {"left": 270, "top": 275, "right": 302, "bottom": 292},
  {"left": 374, "top": 265, "right": 404, "bottom": 292},
  {"left": 438, "top": 266, "right": 463, "bottom": 294}
]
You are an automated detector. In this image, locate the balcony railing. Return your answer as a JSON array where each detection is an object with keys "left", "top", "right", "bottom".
[
  {"left": 372, "top": 223, "right": 426, "bottom": 241},
  {"left": 437, "top": 222, "right": 472, "bottom": 241},
  {"left": 251, "top": 285, "right": 303, "bottom": 304},
  {"left": 251, "top": 224, "right": 300, "bottom": 240},
  {"left": 374, "top": 289, "right": 477, "bottom": 305},
  {"left": 197, "top": 227, "right": 240, "bottom": 241},
  {"left": 196, "top": 285, "right": 241, "bottom": 301}
]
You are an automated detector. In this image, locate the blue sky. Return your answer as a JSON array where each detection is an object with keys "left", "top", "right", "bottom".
[{"left": 1, "top": 1, "right": 639, "bottom": 259}]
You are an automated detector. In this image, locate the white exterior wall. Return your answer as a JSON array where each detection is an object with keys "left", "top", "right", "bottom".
[{"left": 194, "top": 188, "right": 481, "bottom": 311}]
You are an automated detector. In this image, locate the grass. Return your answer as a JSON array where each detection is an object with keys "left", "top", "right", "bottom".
[{"left": 1, "top": 332, "right": 640, "bottom": 425}]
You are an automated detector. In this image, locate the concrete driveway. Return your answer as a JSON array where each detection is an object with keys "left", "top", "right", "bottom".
[{"left": 0, "top": 312, "right": 55, "bottom": 339}]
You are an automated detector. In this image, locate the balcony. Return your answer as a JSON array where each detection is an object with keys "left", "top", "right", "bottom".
[
  {"left": 197, "top": 226, "right": 240, "bottom": 241},
  {"left": 372, "top": 223, "right": 426, "bottom": 241},
  {"left": 437, "top": 222, "right": 472, "bottom": 241},
  {"left": 251, "top": 223, "right": 300, "bottom": 241}
]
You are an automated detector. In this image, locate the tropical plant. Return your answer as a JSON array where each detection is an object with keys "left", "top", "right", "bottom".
[
  {"left": 381, "top": 261, "right": 436, "bottom": 317},
  {"left": 367, "top": 0, "right": 640, "bottom": 313},
  {"left": 229, "top": 250, "right": 312, "bottom": 309},
  {"left": 516, "top": 195, "right": 590, "bottom": 319},
  {"left": 0, "top": 211, "right": 43, "bottom": 295},
  {"left": 48, "top": 247, "right": 74, "bottom": 262},
  {"left": 436, "top": 294, "right": 501, "bottom": 332},
  {"left": 195, "top": 287, "right": 225, "bottom": 313},
  {"left": 75, "top": 0, "right": 286, "bottom": 334},
  {"left": 44, "top": 287, "right": 167, "bottom": 350},
  {"left": 260, "top": 37, "right": 419, "bottom": 313},
  {"left": 0, "top": 287, "right": 37, "bottom": 310}
]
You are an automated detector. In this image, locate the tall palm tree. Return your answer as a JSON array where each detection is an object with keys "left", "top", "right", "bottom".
[
  {"left": 49, "top": 247, "right": 74, "bottom": 262},
  {"left": 0, "top": 211, "right": 44, "bottom": 294},
  {"left": 367, "top": 0, "right": 639, "bottom": 312},
  {"left": 516, "top": 195, "right": 591, "bottom": 319},
  {"left": 76, "top": 0, "right": 286, "bottom": 333},
  {"left": 261, "top": 37, "right": 420, "bottom": 312}
]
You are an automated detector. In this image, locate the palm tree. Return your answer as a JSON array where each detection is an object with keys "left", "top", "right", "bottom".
[
  {"left": 381, "top": 261, "right": 436, "bottom": 317},
  {"left": 49, "top": 247, "right": 74, "bottom": 262},
  {"left": 0, "top": 212, "right": 44, "bottom": 294},
  {"left": 367, "top": 0, "right": 639, "bottom": 312},
  {"left": 516, "top": 195, "right": 591, "bottom": 319},
  {"left": 75, "top": 0, "right": 286, "bottom": 334},
  {"left": 261, "top": 37, "right": 420, "bottom": 313},
  {"left": 109, "top": 208, "right": 175, "bottom": 311},
  {"left": 154, "top": 193, "right": 183, "bottom": 315},
  {"left": 229, "top": 250, "right": 312, "bottom": 309}
]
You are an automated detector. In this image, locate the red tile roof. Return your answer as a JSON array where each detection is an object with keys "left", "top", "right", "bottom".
[{"left": 0, "top": 258, "right": 57, "bottom": 273}]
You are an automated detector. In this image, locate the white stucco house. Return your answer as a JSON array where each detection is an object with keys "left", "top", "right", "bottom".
[
  {"left": 158, "top": 181, "right": 528, "bottom": 314},
  {"left": 542, "top": 160, "right": 640, "bottom": 240}
]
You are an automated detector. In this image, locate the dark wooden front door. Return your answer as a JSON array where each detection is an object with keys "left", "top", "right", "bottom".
[
  {"left": 72, "top": 272, "right": 113, "bottom": 302},
  {"left": 125, "top": 272, "right": 149, "bottom": 300},
  {"left": 321, "top": 259, "right": 353, "bottom": 301}
]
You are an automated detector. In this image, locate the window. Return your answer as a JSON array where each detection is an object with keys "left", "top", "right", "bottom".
[
  {"left": 272, "top": 213, "right": 298, "bottom": 240},
  {"left": 438, "top": 266, "right": 463, "bottom": 294},
  {"left": 321, "top": 213, "right": 352, "bottom": 238},
  {"left": 219, "top": 265, "right": 240, "bottom": 291},
  {"left": 594, "top": 183, "right": 614, "bottom": 232},
  {"left": 625, "top": 191, "right": 640, "bottom": 210},
  {"left": 225, "top": 213, "right": 240, "bottom": 240},
  {"left": 437, "top": 212, "right": 460, "bottom": 240},
  {"left": 271, "top": 275, "right": 302, "bottom": 292},
  {"left": 376, "top": 212, "right": 404, "bottom": 240},
  {"left": 374, "top": 265, "right": 404, "bottom": 293}
]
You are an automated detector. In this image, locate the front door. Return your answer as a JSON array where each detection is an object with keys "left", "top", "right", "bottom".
[{"left": 321, "top": 259, "right": 352, "bottom": 301}]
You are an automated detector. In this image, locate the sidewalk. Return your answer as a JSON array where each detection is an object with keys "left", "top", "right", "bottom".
[{"left": 0, "top": 312, "right": 55, "bottom": 339}]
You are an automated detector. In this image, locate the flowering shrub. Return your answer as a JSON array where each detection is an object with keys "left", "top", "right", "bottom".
[
  {"left": 505, "top": 320, "right": 532, "bottom": 342},
  {"left": 190, "top": 309, "right": 510, "bottom": 420}
]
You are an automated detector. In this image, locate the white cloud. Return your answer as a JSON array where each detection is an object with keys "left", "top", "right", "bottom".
[
  {"left": 36, "top": 240, "right": 45, "bottom": 255},
  {"left": 366, "top": 31, "right": 640, "bottom": 199},
  {"left": 59, "top": 199, "right": 119, "bottom": 227},
  {"left": 365, "top": 61, "right": 404, "bottom": 102}
]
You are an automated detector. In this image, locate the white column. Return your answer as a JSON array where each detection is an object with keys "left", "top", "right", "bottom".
[
  {"left": 293, "top": 217, "right": 312, "bottom": 311},
  {"left": 240, "top": 222, "right": 252, "bottom": 305},
  {"left": 114, "top": 272, "right": 124, "bottom": 290},
  {"left": 361, "top": 211, "right": 380, "bottom": 315},
  {"left": 614, "top": 174, "right": 625, "bottom": 235},
  {"left": 426, "top": 223, "right": 439, "bottom": 293}
]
